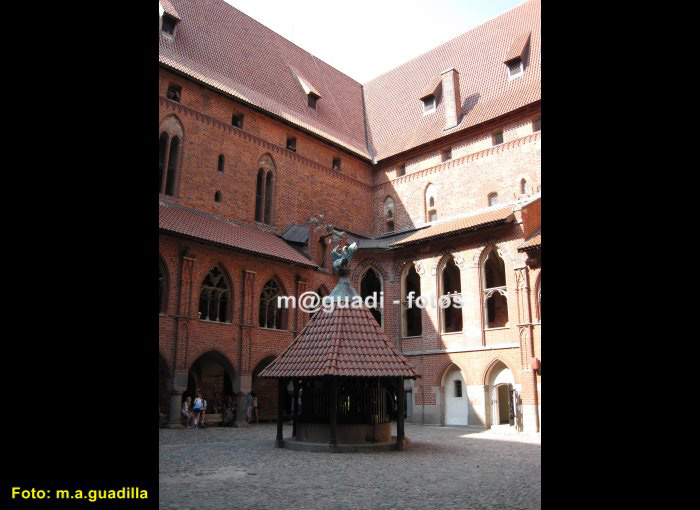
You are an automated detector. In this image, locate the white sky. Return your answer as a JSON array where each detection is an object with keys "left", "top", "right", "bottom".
[{"left": 222, "top": 0, "right": 525, "bottom": 83}]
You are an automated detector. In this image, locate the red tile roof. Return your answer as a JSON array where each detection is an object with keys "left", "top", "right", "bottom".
[
  {"left": 391, "top": 205, "right": 514, "bottom": 247},
  {"left": 363, "top": 0, "right": 540, "bottom": 160},
  {"left": 160, "top": 0, "right": 371, "bottom": 159},
  {"left": 159, "top": 202, "right": 316, "bottom": 267},
  {"left": 259, "top": 306, "right": 418, "bottom": 378},
  {"left": 160, "top": 0, "right": 540, "bottom": 162},
  {"left": 518, "top": 230, "right": 541, "bottom": 251}
]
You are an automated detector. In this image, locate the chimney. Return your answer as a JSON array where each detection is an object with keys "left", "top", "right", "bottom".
[{"left": 440, "top": 68, "right": 461, "bottom": 130}]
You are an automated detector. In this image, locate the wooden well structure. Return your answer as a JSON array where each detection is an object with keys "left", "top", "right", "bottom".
[{"left": 259, "top": 270, "right": 418, "bottom": 452}]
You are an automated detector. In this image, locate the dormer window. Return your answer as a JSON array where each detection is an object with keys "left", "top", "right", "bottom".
[
  {"left": 161, "top": 15, "right": 177, "bottom": 36},
  {"left": 504, "top": 32, "right": 530, "bottom": 80},
  {"left": 420, "top": 75, "right": 441, "bottom": 114},
  {"left": 422, "top": 95, "right": 436, "bottom": 113},
  {"left": 167, "top": 84, "right": 181, "bottom": 103},
  {"left": 507, "top": 58, "right": 524, "bottom": 79},
  {"left": 232, "top": 113, "right": 244, "bottom": 129},
  {"left": 332, "top": 157, "right": 341, "bottom": 171},
  {"left": 308, "top": 93, "right": 319, "bottom": 109},
  {"left": 286, "top": 136, "right": 296, "bottom": 152},
  {"left": 289, "top": 66, "right": 321, "bottom": 110}
]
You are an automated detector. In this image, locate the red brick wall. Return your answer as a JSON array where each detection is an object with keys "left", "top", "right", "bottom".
[{"left": 159, "top": 69, "right": 374, "bottom": 237}]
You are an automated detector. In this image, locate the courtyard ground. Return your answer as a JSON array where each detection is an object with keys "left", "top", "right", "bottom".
[{"left": 159, "top": 423, "right": 541, "bottom": 510}]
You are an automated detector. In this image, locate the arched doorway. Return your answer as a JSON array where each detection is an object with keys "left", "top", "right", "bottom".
[
  {"left": 252, "top": 356, "right": 278, "bottom": 422},
  {"left": 187, "top": 351, "right": 237, "bottom": 417},
  {"left": 443, "top": 364, "right": 468, "bottom": 426},
  {"left": 486, "top": 361, "right": 517, "bottom": 428}
]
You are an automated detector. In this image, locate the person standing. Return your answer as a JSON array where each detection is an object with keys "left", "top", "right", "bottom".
[
  {"left": 192, "top": 393, "right": 203, "bottom": 428},
  {"left": 246, "top": 392, "right": 254, "bottom": 424}
]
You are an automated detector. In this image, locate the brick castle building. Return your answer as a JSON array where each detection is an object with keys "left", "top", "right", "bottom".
[{"left": 159, "top": 0, "right": 541, "bottom": 432}]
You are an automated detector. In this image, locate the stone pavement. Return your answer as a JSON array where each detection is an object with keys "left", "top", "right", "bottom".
[{"left": 159, "top": 423, "right": 540, "bottom": 510}]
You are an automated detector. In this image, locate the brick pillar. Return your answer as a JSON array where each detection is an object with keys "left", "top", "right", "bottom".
[
  {"left": 168, "top": 247, "right": 196, "bottom": 428},
  {"left": 294, "top": 278, "right": 307, "bottom": 335},
  {"left": 515, "top": 266, "right": 539, "bottom": 432},
  {"left": 238, "top": 270, "right": 256, "bottom": 426}
]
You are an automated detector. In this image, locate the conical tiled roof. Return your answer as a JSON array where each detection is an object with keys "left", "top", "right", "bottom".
[{"left": 259, "top": 279, "right": 418, "bottom": 379}]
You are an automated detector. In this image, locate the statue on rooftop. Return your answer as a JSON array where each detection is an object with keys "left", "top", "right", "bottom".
[{"left": 307, "top": 214, "right": 356, "bottom": 275}]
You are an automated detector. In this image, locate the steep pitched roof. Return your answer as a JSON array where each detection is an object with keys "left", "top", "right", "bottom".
[
  {"left": 259, "top": 305, "right": 418, "bottom": 378},
  {"left": 159, "top": 201, "right": 316, "bottom": 267},
  {"left": 518, "top": 229, "right": 541, "bottom": 251},
  {"left": 160, "top": 0, "right": 371, "bottom": 159},
  {"left": 363, "top": 0, "right": 541, "bottom": 161}
]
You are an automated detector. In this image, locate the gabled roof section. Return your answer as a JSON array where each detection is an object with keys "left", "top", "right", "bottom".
[
  {"left": 504, "top": 31, "right": 531, "bottom": 63},
  {"left": 420, "top": 75, "right": 442, "bottom": 100},
  {"left": 159, "top": 202, "right": 317, "bottom": 268},
  {"left": 159, "top": 0, "right": 371, "bottom": 159},
  {"left": 160, "top": 0, "right": 181, "bottom": 20},
  {"left": 363, "top": 0, "right": 540, "bottom": 161},
  {"left": 259, "top": 306, "right": 418, "bottom": 378},
  {"left": 289, "top": 66, "right": 321, "bottom": 98}
]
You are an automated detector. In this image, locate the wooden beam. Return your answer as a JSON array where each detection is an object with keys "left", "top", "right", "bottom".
[
  {"left": 328, "top": 377, "right": 337, "bottom": 449},
  {"left": 292, "top": 379, "right": 299, "bottom": 438},
  {"left": 276, "top": 378, "right": 285, "bottom": 448}
]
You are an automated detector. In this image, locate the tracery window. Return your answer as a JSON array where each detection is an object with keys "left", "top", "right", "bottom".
[
  {"left": 259, "top": 279, "right": 286, "bottom": 329},
  {"left": 482, "top": 247, "right": 509, "bottom": 329},
  {"left": 255, "top": 165, "right": 275, "bottom": 224},
  {"left": 199, "top": 267, "right": 231, "bottom": 323},
  {"left": 158, "top": 116, "right": 183, "bottom": 197}
]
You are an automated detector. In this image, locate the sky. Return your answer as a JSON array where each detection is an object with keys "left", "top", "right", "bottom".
[{"left": 222, "top": 0, "right": 525, "bottom": 83}]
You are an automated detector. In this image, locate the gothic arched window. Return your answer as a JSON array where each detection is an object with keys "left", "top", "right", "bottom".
[
  {"left": 360, "top": 268, "right": 383, "bottom": 327},
  {"left": 440, "top": 257, "right": 462, "bottom": 333},
  {"left": 259, "top": 279, "right": 286, "bottom": 329},
  {"left": 159, "top": 116, "right": 184, "bottom": 197},
  {"left": 401, "top": 264, "right": 422, "bottom": 337},
  {"left": 425, "top": 184, "right": 437, "bottom": 222},
  {"left": 384, "top": 197, "right": 395, "bottom": 232},
  {"left": 482, "top": 247, "right": 509, "bottom": 329},
  {"left": 199, "top": 267, "right": 231, "bottom": 323}
]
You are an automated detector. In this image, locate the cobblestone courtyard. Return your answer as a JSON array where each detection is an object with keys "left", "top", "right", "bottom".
[{"left": 160, "top": 423, "right": 540, "bottom": 510}]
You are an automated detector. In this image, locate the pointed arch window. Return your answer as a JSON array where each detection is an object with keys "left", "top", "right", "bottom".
[
  {"left": 440, "top": 257, "right": 462, "bottom": 333},
  {"left": 198, "top": 267, "right": 231, "bottom": 323},
  {"left": 488, "top": 192, "right": 499, "bottom": 207},
  {"left": 259, "top": 279, "right": 287, "bottom": 329},
  {"left": 360, "top": 268, "right": 383, "bottom": 327},
  {"left": 218, "top": 154, "right": 225, "bottom": 174},
  {"left": 482, "top": 247, "right": 509, "bottom": 329},
  {"left": 520, "top": 179, "right": 528, "bottom": 195},
  {"left": 401, "top": 264, "right": 422, "bottom": 337},
  {"left": 425, "top": 184, "right": 437, "bottom": 222},
  {"left": 384, "top": 197, "right": 395, "bottom": 232},
  {"left": 159, "top": 117, "right": 184, "bottom": 197},
  {"left": 254, "top": 167, "right": 275, "bottom": 224}
]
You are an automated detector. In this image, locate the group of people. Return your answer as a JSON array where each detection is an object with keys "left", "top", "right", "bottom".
[{"left": 181, "top": 393, "right": 207, "bottom": 428}]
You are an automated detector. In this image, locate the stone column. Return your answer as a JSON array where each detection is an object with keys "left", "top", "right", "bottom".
[{"left": 166, "top": 369, "right": 189, "bottom": 428}]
